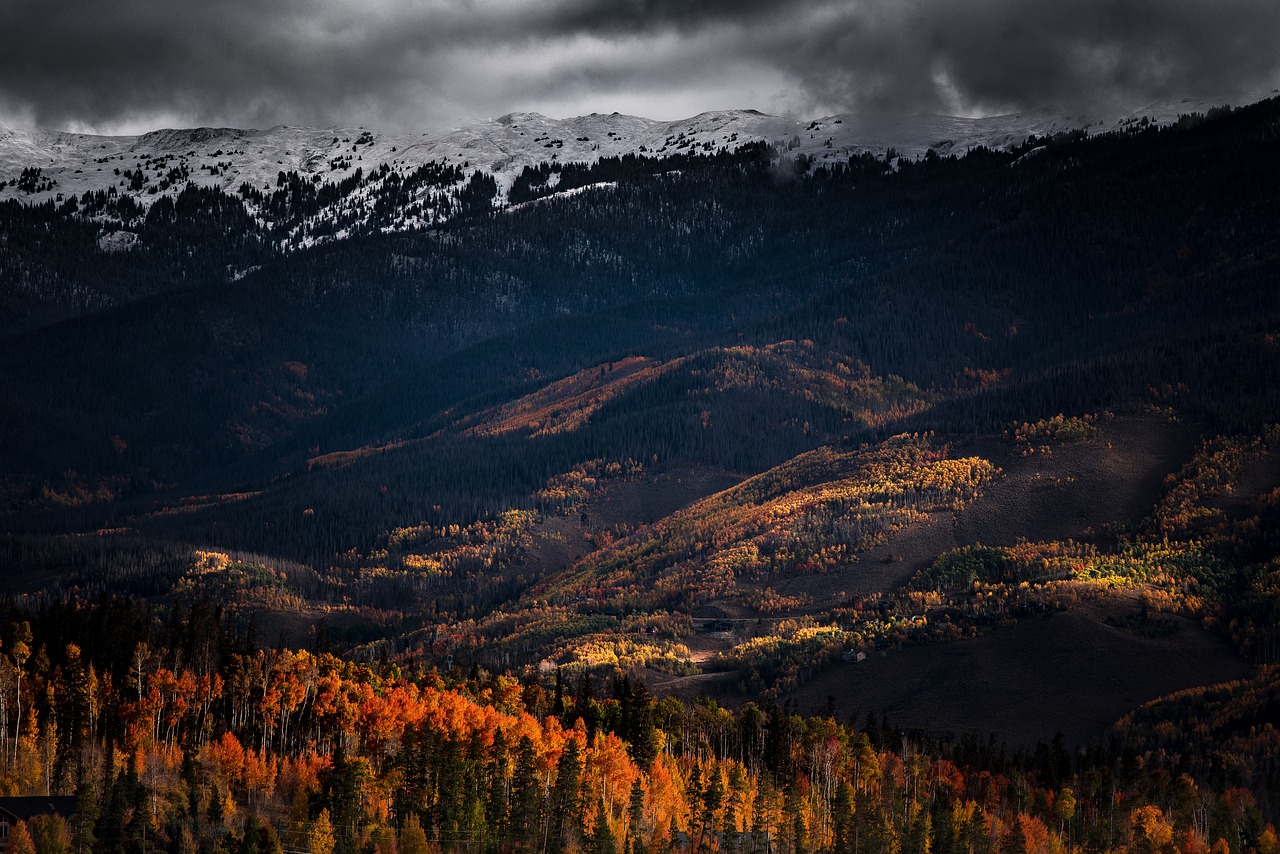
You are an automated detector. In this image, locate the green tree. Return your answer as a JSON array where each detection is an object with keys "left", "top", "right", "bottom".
[
  {"left": 549, "top": 739, "right": 582, "bottom": 854},
  {"left": 626, "top": 779, "right": 647, "bottom": 854},
  {"left": 593, "top": 800, "right": 617, "bottom": 854},
  {"left": 54, "top": 644, "right": 92, "bottom": 790},
  {"left": 508, "top": 736, "right": 543, "bottom": 849},
  {"left": 832, "top": 783, "right": 854, "bottom": 854},
  {"left": 209, "top": 784, "right": 227, "bottom": 829},
  {"left": 903, "top": 809, "right": 931, "bottom": 854},
  {"left": 785, "top": 785, "right": 808, "bottom": 854},
  {"left": 317, "top": 742, "right": 364, "bottom": 854},
  {"left": 257, "top": 821, "right": 283, "bottom": 854},
  {"left": 929, "top": 798, "right": 955, "bottom": 854},
  {"left": 72, "top": 778, "right": 98, "bottom": 854},
  {"left": 485, "top": 728, "right": 510, "bottom": 840},
  {"left": 702, "top": 768, "right": 724, "bottom": 841},
  {"left": 240, "top": 814, "right": 264, "bottom": 854}
]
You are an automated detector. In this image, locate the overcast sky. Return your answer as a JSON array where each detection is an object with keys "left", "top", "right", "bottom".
[{"left": 2, "top": 0, "right": 1278, "bottom": 134}]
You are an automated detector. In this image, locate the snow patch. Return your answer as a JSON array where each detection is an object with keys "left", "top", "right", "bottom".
[{"left": 97, "top": 230, "right": 138, "bottom": 253}]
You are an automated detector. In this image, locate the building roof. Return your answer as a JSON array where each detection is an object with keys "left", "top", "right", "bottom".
[{"left": 0, "top": 797, "right": 78, "bottom": 822}]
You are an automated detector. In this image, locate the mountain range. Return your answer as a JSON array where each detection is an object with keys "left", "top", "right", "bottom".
[
  {"left": 1, "top": 93, "right": 1278, "bottom": 774},
  {"left": 0, "top": 94, "right": 1253, "bottom": 249}
]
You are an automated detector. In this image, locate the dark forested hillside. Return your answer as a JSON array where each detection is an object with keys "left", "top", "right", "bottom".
[{"left": 0, "top": 100, "right": 1278, "bottom": 853}]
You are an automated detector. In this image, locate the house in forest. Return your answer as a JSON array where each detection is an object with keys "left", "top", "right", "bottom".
[{"left": 0, "top": 798, "right": 77, "bottom": 849}]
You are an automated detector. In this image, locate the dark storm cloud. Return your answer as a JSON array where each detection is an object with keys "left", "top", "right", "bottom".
[
  {"left": 761, "top": 0, "right": 1280, "bottom": 117},
  {"left": 1, "top": 0, "right": 1277, "bottom": 131},
  {"left": 534, "top": 0, "right": 781, "bottom": 35},
  {"left": 0, "top": 0, "right": 460, "bottom": 128}
]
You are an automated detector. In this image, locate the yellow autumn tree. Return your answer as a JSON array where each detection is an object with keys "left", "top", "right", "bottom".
[
  {"left": 1128, "top": 806, "right": 1175, "bottom": 854},
  {"left": 8, "top": 821, "right": 36, "bottom": 854},
  {"left": 30, "top": 815, "right": 72, "bottom": 854},
  {"left": 309, "top": 809, "right": 336, "bottom": 854},
  {"left": 372, "top": 825, "right": 397, "bottom": 854},
  {"left": 400, "top": 815, "right": 430, "bottom": 854}
]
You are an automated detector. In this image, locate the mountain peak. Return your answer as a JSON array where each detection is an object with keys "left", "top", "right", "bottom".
[{"left": 495, "top": 111, "right": 551, "bottom": 126}]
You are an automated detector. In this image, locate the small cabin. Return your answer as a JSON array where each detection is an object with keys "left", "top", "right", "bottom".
[{"left": 0, "top": 798, "right": 77, "bottom": 848}]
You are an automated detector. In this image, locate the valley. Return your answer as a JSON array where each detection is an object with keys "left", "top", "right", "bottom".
[{"left": 0, "top": 96, "right": 1277, "bottom": 852}]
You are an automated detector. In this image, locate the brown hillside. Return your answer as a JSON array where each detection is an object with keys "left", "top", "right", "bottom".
[
  {"left": 788, "top": 605, "right": 1253, "bottom": 748},
  {"left": 766, "top": 414, "right": 1201, "bottom": 605}
]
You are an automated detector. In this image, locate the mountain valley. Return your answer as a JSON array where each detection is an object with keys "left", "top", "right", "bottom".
[{"left": 0, "top": 95, "right": 1278, "bottom": 851}]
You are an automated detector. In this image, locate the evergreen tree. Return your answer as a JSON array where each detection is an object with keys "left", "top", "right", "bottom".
[
  {"left": 436, "top": 738, "right": 465, "bottom": 840},
  {"left": 553, "top": 669, "right": 566, "bottom": 720},
  {"left": 548, "top": 739, "right": 582, "bottom": 854},
  {"left": 54, "top": 644, "right": 92, "bottom": 790},
  {"left": 832, "top": 783, "right": 854, "bottom": 854},
  {"left": 508, "top": 736, "right": 542, "bottom": 849},
  {"left": 786, "top": 785, "right": 808, "bottom": 854},
  {"left": 257, "top": 821, "right": 283, "bottom": 854},
  {"left": 317, "top": 741, "right": 362, "bottom": 854},
  {"left": 239, "top": 815, "right": 263, "bottom": 854},
  {"left": 577, "top": 673, "right": 600, "bottom": 742},
  {"left": 701, "top": 769, "right": 724, "bottom": 850},
  {"left": 903, "top": 809, "right": 931, "bottom": 854},
  {"left": 485, "top": 728, "right": 510, "bottom": 840},
  {"left": 752, "top": 778, "right": 773, "bottom": 850},
  {"left": 208, "top": 784, "right": 227, "bottom": 831},
  {"left": 124, "top": 755, "right": 149, "bottom": 854},
  {"left": 627, "top": 779, "right": 647, "bottom": 854},
  {"left": 73, "top": 778, "right": 99, "bottom": 854},
  {"left": 625, "top": 679, "right": 658, "bottom": 769},
  {"left": 929, "top": 798, "right": 954, "bottom": 854},
  {"left": 593, "top": 799, "right": 618, "bottom": 854}
]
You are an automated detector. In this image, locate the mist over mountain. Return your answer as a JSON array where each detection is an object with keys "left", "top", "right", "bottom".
[{"left": 0, "top": 94, "right": 1244, "bottom": 239}]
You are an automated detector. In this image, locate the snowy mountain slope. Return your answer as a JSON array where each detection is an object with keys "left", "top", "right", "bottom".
[
  {"left": 0, "top": 109, "right": 799, "bottom": 218},
  {"left": 0, "top": 94, "right": 1267, "bottom": 251}
]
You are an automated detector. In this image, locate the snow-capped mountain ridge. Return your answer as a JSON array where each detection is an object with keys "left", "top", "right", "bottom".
[{"left": 0, "top": 95, "right": 1261, "bottom": 252}]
